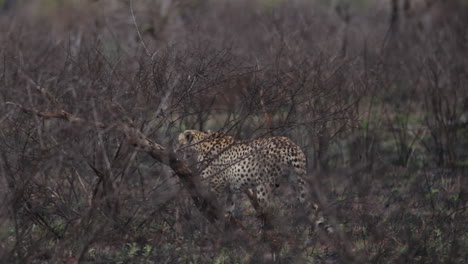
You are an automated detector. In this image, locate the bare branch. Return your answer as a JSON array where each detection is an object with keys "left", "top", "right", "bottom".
[{"left": 6, "top": 101, "right": 219, "bottom": 222}]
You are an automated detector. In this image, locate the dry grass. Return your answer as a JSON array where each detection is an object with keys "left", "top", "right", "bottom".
[{"left": 0, "top": 1, "right": 467, "bottom": 263}]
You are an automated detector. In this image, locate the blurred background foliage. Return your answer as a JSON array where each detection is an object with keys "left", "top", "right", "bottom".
[{"left": 0, "top": 0, "right": 467, "bottom": 263}]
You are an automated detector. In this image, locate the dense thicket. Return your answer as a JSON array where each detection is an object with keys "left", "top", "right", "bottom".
[{"left": 0, "top": 1, "right": 467, "bottom": 263}]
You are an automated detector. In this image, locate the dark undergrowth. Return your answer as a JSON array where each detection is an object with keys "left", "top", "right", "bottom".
[{"left": 0, "top": 1, "right": 467, "bottom": 263}]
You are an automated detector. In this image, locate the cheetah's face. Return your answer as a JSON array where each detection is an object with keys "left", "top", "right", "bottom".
[
  {"left": 176, "top": 130, "right": 208, "bottom": 160},
  {"left": 177, "top": 130, "right": 194, "bottom": 148}
]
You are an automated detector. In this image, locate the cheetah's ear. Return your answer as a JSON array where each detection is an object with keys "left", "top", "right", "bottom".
[{"left": 185, "top": 131, "right": 194, "bottom": 143}]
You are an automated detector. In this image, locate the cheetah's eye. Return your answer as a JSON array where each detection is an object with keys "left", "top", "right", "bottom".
[{"left": 185, "top": 132, "right": 193, "bottom": 143}]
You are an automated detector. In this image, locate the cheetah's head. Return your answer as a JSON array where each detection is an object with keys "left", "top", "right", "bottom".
[
  {"left": 176, "top": 130, "right": 209, "bottom": 159},
  {"left": 177, "top": 130, "right": 208, "bottom": 148},
  {"left": 177, "top": 130, "right": 232, "bottom": 161}
]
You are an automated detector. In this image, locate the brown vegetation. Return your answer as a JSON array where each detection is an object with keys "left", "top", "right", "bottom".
[{"left": 0, "top": 0, "right": 467, "bottom": 263}]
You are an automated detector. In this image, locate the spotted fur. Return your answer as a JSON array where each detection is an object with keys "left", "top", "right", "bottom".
[{"left": 177, "top": 130, "right": 309, "bottom": 213}]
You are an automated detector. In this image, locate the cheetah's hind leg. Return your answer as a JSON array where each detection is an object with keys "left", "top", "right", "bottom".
[
  {"left": 224, "top": 189, "right": 236, "bottom": 216},
  {"left": 253, "top": 183, "right": 275, "bottom": 230},
  {"left": 292, "top": 168, "right": 334, "bottom": 234}
]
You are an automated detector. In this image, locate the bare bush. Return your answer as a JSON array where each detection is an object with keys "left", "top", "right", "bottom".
[{"left": 0, "top": 1, "right": 467, "bottom": 263}]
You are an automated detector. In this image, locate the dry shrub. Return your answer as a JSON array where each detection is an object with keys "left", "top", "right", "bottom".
[{"left": 0, "top": 1, "right": 467, "bottom": 263}]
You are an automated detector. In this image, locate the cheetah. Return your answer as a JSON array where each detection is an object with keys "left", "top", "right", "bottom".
[{"left": 177, "top": 130, "right": 311, "bottom": 214}]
